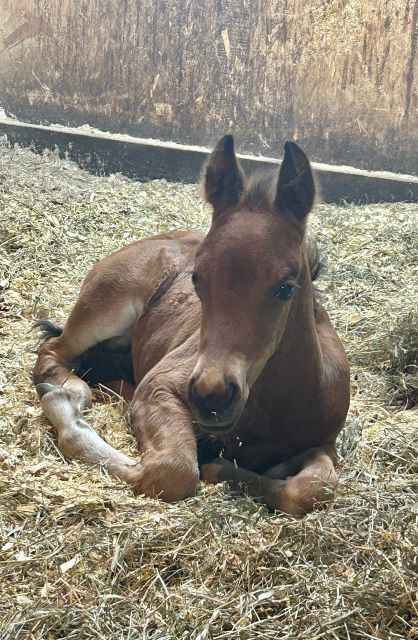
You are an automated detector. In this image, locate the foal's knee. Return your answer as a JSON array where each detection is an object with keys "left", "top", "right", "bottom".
[{"left": 130, "top": 453, "right": 200, "bottom": 502}]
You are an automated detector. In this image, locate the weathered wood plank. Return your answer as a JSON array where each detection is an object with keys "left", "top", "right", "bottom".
[{"left": 0, "top": 1, "right": 417, "bottom": 174}]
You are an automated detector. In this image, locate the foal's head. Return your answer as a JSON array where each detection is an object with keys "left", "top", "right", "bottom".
[{"left": 188, "top": 136, "right": 316, "bottom": 431}]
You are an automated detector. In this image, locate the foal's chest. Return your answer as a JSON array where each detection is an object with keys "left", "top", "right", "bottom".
[{"left": 197, "top": 398, "right": 329, "bottom": 473}]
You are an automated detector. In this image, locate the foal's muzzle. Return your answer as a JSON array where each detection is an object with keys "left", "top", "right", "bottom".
[{"left": 188, "top": 374, "right": 242, "bottom": 431}]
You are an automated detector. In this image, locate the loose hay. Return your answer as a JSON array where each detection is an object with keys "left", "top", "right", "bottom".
[{"left": 0, "top": 138, "right": 417, "bottom": 640}]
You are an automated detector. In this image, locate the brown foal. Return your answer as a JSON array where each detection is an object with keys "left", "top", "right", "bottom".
[{"left": 34, "top": 136, "right": 350, "bottom": 515}]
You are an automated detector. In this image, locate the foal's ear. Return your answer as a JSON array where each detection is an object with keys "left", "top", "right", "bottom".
[
  {"left": 202, "top": 135, "right": 245, "bottom": 213},
  {"left": 275, "top": 141, "right": 315, "bottom": 220}
]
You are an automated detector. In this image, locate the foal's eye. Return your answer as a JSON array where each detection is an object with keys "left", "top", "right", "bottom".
[
  {"left": 275, "top": 282, "right": 295, "bottom": 301},
  {"left": 191, "top": 272, "right": 199, "bottom": 292}
]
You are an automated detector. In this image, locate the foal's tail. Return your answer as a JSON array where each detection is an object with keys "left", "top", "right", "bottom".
[{"left": 33, "top": 319, "right": 63, "bottom": 343}]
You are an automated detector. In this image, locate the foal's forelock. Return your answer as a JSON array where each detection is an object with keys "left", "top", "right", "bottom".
[{"left": 240, "top": 170, "right": 280, "bottom": 210}]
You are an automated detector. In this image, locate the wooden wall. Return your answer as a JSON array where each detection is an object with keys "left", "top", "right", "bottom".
[{"left": 0, "top": 0, "right": 417, "bottom": 174}]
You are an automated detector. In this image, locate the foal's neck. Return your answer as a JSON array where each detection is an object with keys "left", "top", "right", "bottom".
[{"left": 263, "top": 251, "right": 323, "bottom": 386}]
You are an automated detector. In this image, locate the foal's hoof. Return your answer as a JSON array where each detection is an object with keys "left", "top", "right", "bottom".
[{"left": 36, "top": 383, "right": 61, "bottom": 399}]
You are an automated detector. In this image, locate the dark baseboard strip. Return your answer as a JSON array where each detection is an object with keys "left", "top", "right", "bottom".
[{"left": 1, "top": 118, "right": 417, "bottom": 203}]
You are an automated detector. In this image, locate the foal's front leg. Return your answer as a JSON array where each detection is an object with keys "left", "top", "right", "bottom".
[
  {"left": 128, "top": 372, "right": 200, "bottom": 502},
  {"left": 201, "top": 446, "right": 338, "bottom": 515}
]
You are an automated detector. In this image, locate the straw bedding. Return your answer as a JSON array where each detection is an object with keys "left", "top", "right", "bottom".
[{"left": 0, "top": 139, "right": 416, "bottom": 639}]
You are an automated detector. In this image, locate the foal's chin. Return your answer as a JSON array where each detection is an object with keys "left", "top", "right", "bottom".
[{"left": 194, "top": 411, "right": 242, "bottom": 435}]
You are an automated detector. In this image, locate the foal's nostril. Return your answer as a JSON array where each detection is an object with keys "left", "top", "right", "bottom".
[
  {"left": 188, "top": 375, "right": 197, "bottom": 399},
  {"left": 225, "top": 381, "right": 238, "bottom": 406}
]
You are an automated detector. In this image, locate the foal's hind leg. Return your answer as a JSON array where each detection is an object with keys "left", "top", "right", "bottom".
[
  {"left": 201, "top": 445, "right": 338, "bottom": 516},
  {"left": 33, "top": 287, "right": 144, "bottom": 483},
  {"left": 33, "top": 236, "right": 198, "bottom": 489}
]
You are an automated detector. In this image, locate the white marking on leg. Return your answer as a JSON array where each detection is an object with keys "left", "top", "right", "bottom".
[{"left": 39, "top": 386, "right": 138, "bottom": 481}]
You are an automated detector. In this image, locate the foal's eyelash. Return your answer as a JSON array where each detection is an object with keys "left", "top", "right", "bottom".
[{"left": 284, "top": 280, "right": 301, "bottom": 289}]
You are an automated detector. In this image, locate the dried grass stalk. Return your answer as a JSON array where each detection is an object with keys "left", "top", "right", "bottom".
[{"left": 0, "top": 139, "right": 417, "bottom": 639}]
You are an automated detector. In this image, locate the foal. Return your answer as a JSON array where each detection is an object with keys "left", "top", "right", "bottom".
[{"left": 34, "top": 137, "right": 350, "bottom": 515}]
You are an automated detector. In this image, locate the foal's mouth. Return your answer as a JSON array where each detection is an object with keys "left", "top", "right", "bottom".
[
  {"left": 198, "top": 421, "right": 236, "bottom": 434},
  {"left": 193, "top": 410, "right": 241, "bottom": 434}
]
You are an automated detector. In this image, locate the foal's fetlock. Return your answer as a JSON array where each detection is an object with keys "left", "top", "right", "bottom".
[
  {"left": 38, "top": 385, "right": 81, "bottom": 427},
  {"left": 36, "top": 382, "right": 62, "bottom": 400},
  {"left": 131, "top": 454, "right": 200, "bottom": 502}
]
